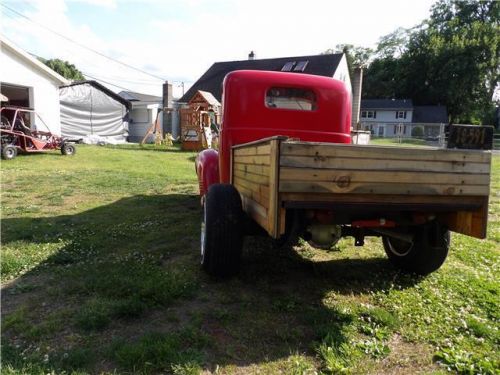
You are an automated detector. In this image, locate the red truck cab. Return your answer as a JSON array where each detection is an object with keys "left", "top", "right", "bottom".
[{"left": 196, "top": 70, "right": 351, "bottom": 194}]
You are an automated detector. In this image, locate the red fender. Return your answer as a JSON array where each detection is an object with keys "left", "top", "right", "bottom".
[{"left": 195, "top": 148, "right": 220, "bottom": 198}]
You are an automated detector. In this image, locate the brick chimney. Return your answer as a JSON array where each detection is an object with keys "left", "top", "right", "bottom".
[
  {"left": 162, "top": 81, "right": 173, "bottom": 134},
  {"left": 351, "top": 67, "right": 363, "bottom": 130}
]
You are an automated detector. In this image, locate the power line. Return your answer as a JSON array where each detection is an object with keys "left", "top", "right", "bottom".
[
  {"left": 0, "top": 3, "right": 168, "bottom": 81},
  {"left": 81, "top": 71, "right": 163, "bottom": 86},
  {"left": 82, "top": 72, "right": 136, "bottom": 92}
]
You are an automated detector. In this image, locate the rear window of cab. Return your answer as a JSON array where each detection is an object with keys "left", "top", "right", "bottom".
[{"left": 265, "top": 87, "right": 317, "bottom": 111}]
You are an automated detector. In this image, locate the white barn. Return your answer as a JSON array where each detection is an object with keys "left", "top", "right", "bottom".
[{"left": 0, "top": 37, "right": 68, "bottom": 134}]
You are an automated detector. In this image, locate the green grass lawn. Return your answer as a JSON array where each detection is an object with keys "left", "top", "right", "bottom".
[{"left": 1, "top": 144, "right": 499, "bottom": 374}]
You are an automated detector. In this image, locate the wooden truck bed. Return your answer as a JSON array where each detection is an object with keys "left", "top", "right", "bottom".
[{"left": 231, "top": 136, "right": 492, "bottom": 239}]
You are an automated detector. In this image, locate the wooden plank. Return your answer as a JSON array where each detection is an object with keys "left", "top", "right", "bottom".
[
  {"left": 268, "top": 139, "right": 280, "bottom": 238},
  {"left": 280, "top": 167, "right": 490, "bottom": 186},
  {"left": 234, "top": 182, "right": 269, "bottom": 208},
  {"left": 279, "top": 192, "right": 485, "bottom": 206},
  {"left": 233, "top": 176, "right": 270, "bottom": 198},
  {"left": 280, "top": 155, "right": 490, "bottom": 174},
  {"left": 233, "top": 144, "right": 271, "bottom": 156},
  {"left": 233, "top": 163, "right": 271, "bottom": 176},
  {"left": 281, "top": 142, "right": 491, "bottom": 164},
  {"left": 233, "top": 169, "right": 270, "bottom": 186},
  {"left": 440, "top": 197, "right": 488, "bottom": 238},
  {"left": 240, "top": 195, "right": 268, "bottom": 230},
  {"left": 279, "top": 181, "right": 490, "bottom": 196},
  {"left": 232, "top": 135, "right": 288, "bottom": 149},
  {"left": 234, "top": 155, "right": 271, "bottom": 166}
]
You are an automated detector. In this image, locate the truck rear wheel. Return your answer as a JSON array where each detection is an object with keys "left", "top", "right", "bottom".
[
  {"left": 382, "top": 222, "right": 450, "bottom": 275},
  {"left": 201, "top": 184, "right": 244, "bottom": 277}
]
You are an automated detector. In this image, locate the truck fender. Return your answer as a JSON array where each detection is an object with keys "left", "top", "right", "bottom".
[{"left": 195, "top": 148, "right": 220, "bottom": 199}]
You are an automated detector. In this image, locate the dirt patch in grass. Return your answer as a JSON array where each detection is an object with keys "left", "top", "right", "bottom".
[{"left": 371, "top": 334, "right": 440, "bottom": 374}]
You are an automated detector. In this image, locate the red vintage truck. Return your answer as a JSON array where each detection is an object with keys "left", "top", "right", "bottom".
[{"left": 195, "top": 70, "right": 492, "bottom": 277}]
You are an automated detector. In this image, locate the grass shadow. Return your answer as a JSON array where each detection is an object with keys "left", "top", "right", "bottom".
[{"left": 1, "top": 194, "right": 421, "bottom": 374}]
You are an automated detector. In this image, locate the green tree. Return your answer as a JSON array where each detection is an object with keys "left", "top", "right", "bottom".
[
  {"left": 323, "top": 44, "right": 373, "bottom": 92},
  {"left": 375, "top": 27, "right": 411, "bottom": 59},
  {"left": 39, "top": 58, "right": 85, "bottom": 81},
  {"left": 404, "top": 0, "right": 499, "bottom": 123},
  {"left": 363, "top": 0, "right": 499, "bottom": 124}
]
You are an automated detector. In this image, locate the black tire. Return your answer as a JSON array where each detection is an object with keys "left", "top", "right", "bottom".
[
  {"left": 1, "top": 145, "right": 17, "bottom": 160},
  {"left": 382, "top": 222, "right": 450, "bottom": 275},
  {"left": 201, "top": 184, "right": 244, "bottom": 277},
  {"left": 272, "top": 209, "right": 302, "bottom": 249},
  {"left": 61, "top": 143, "right": 76, "bottom": 156}
]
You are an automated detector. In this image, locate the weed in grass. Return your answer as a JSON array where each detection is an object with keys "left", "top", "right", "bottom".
[
  {"left": 317, "top": 340, "right": 357, "bottom": 374},
  {"left": 64, "top": 259, "right": 196, "bottom": 307},
  {"left": 3, "top": 308, "right": 30, "bottom": 334},
  {"left": 75, "top": 298, "right": 113, "bottom": 331},
  {"left": 6, "top": 282, "right": 38, "bottom": 295},
  {"left": 286, "top": 354, "right": 317, "bottom": 375},
  {"left": 434, "top": 347, "right": 497, "bottom": 375},
  {"left": 59, "top": 347, "right": 94, "bottom": 371},
  {"left": 111, "top": 329, "right": 208, "bottom": 373},
  {"left": 171, "top": 361, "right": 203, "bottom": 375},
  {"left": 356, "top": 337, "right": 390, "bottom": 359},
  {"left": 359, "top": 306, "right": 399, "bottom": 330},
  {"left": 465, "top": 318, "right": 495, "bottom": 340},
  {"left": 1, "top": 342, "right": 94, "bottom": 374}
]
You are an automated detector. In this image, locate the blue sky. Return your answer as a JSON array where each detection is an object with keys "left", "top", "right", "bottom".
[{"left": 1, "top": 0, "right": 436, "bottom": 98}]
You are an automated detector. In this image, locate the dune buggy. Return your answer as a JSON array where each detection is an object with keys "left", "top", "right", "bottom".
[{"left": 0, "top": 106, "right": 75, "bottom": 160}]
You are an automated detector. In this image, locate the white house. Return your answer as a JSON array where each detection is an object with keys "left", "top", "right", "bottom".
[
  {"left": 360, "top": 99, "right": 448, "bottom": 139},
  {"left": 360, "top": 99, "right": 413, "bottom": 137},
  {"left": 0, "top": 36, "right": 69, "bottom": 134},
  {"left": 118, "top": 90, "right": 163, "bottom": 143}
]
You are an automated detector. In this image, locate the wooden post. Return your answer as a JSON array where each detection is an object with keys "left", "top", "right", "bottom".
[{"left": 268, "top": 138, "right": 281, "bottom": 238}]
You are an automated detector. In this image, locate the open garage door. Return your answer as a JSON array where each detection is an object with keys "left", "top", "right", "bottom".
[{"left": 1, "top": 83, "right": 31, "bottom": 108}]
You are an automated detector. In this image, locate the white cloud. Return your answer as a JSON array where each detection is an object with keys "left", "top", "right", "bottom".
[
  {"left": 1, "top": 0, "right": 436, "bottom": 98},
  {"left": 75, "top": 0, "right": 117, "bottom": 8}
]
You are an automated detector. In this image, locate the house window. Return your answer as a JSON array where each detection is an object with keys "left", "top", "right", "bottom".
[
  {"left": 361, "top": 110, "right": 376, "bottom": 119},
  {"left": 294, "top": 61, "right": 309, "bottom": 72},
  {"left": 266, "top": 87, "right": 317, "bottom": 111},
  {"left": 396, "top": 111, "right": 407, "bottom": 119},
  {"left": 281, "top": 62, "right": 296, "bottom": 72}
]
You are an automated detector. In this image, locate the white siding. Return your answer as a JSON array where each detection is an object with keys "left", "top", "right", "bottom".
[
  {"left": 332, "top": 54, "right": 352, "bottom": 94},
  {"left": 1, "top": 45, "right": 63, "bottom": 134},
  {"left": 128, "top": 103, "right": 162, "bottom": 143},
  {"left": 361, "top": 110, "right": 413, "bottom": 123}
]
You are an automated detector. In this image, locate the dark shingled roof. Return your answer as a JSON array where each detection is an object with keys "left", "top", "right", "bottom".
[
  {"left": 412, "top": 106, "right": 448, "bottom": 123},
  {"left": 361, "top": 99, "right": 413, "bottom": 110},
  {"left": 179, "top": 53, "right": 344, "bottom": 103},
  {"left": 61, "top": 80, "right": 131, "bottom": 108},
  {"left": 118, "top": 91, "right": 162, "bottom": 103}
]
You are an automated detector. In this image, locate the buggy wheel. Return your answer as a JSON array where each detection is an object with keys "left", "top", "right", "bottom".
[
  {"left": 201, "top": 184, "right": 244, "bottom": 277},
  {"left": 61, "top": 143, "right": 76, "bottom": 155},
  {"left": 382, "top": 221, "right": 450, "bottom": 275},
  {"left": 1, "top": 145, "right": 17, "bottom": 160}
]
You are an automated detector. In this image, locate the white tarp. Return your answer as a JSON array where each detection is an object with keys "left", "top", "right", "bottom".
[{"left": 60, "top": 83, "right": 128, "bottom": 142}]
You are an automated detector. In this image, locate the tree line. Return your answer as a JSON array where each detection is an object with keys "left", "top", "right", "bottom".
[{"left": 326, "top": 0, "right": 499, "bottom": 125}]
